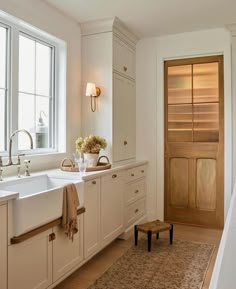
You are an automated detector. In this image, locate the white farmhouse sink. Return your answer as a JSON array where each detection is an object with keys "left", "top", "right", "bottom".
[{"left": 0, "top": 174, "right": 84, "bottom": 236}]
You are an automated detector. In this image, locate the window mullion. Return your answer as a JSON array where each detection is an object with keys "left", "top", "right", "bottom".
[{"left": 10, "top": 25, "right": 19, "bottom": 156}]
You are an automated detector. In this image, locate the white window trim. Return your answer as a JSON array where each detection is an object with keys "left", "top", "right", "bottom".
[{"left": 0, "top": 10, "right": 67, "bottom": 157}]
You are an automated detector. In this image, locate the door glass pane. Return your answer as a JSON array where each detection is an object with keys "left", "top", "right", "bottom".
[
  {"left": 0, "top": 89, "right": 5, "bottom": 151},
  {"left": 0, "top": 26, "right": 7, "bottom": 88},
  {"left": 36, "top": 42, "right": 51, "bottom": 96},
  {"left": 19, "top": 35, "right": 36, "bottom": 94},
  {"left": 193, "top": 62, "right": 219, "bottom": 103},
  {"left": 18, "top": 93, "right": 35, "bottom": 150},
  {"left": 168, "top": 65, "right": 192, "bottom": 104},
  {"left": 193, "top": 103, "right": 219, "bottom": 142},
  {"left": 168, "top": 104, "right": 192, "bottom": 142}
]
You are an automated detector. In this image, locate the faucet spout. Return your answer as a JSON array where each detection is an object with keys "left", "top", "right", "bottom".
[{"left": 8, "top": 129, "right": 33, "bottom": 165}]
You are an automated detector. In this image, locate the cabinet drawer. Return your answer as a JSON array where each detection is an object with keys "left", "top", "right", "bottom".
[
  {"left": 126, "top": 165, "right": 147, "bottom": 182},
  {"left": 126, "top": 198, "right": 146, "bottom": 228},
  {"left": 113, "top": 36, "right": 135, "bottom": 79},
  {"left": 126, "top": 179, "right": 146, "bottom": 205},
  {"left": 102, "top": 171, "right": 124, "bottom": 183}
]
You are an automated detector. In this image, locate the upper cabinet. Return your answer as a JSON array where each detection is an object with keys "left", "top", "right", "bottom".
[{"left": 81, "top": 17, "right": 139, "bottom": 163}]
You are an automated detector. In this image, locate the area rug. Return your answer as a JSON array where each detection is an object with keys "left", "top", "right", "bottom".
[{"left": 88, "top": 238, "right": 214, "bottom": 289}]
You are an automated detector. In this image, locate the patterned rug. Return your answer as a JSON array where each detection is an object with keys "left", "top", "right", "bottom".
[{"left": 88, "top": 238, "right": 214, "bottom": 289}]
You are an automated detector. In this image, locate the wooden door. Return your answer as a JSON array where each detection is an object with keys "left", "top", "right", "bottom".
[{"left": 164, "top": 55, "right": 224, "bottom": 229}]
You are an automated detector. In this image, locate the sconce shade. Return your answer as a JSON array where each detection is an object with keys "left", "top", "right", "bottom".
[{"left": 86, "top": 82, "right": 97, "bottom": 97}]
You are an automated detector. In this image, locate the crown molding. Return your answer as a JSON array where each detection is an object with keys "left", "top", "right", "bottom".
[{"left": 81, "top": 17, "right": 139, "bottom": 45}]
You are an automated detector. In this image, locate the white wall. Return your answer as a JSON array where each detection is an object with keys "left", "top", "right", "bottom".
[
  {"left": 0, "top": 0, "right": 81, "bottom": 174},
  {"left": 136, "top": 28, "right": 232, "bottom": 221}
]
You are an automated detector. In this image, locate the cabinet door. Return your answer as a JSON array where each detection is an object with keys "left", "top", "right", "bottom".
[
  {"left": 101, "top": 172, "right": 125, "bottom": 247},
  {"left": 53, "top": 215, "right": 84, "bottom": 282},
  {"left": 113, "top": 73, "right": 136, "bottom": 162},
  {"left": 8, "top": 229, "right": 52, "bottom": 289},
  {"left": 84, "top": 178, "right": 101, "bottom": 259},
  {"left": 0, "top": 204, "right": 7, "bottom": 289},
  {"left": 113, "top": 36, "right": 135, "bottom": 79}
]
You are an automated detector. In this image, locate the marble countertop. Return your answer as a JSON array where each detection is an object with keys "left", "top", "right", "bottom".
[{"left": 0, "top": 159, "right": 147, "bottom": 203}]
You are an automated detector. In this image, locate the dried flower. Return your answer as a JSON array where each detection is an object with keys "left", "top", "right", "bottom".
[{"left": 75, "top": 135, "right": 107, "bottom": 154}]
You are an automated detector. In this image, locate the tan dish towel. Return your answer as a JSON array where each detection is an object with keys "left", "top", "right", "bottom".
[{"left": 62, "top": 183, "right": 80, "bottom": 241}]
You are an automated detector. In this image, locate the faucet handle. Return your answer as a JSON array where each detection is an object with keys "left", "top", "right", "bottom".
[{"left": 24, "top": 159, "right": 31, "bottom": 176}]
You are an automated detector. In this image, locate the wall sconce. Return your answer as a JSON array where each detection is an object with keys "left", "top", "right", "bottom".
[{"left": 85, "top": 82, "right": 101, "bottom": 112}]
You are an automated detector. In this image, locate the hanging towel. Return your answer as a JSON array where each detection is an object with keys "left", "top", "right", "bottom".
[{"left": 62, "top": 183, "right": 80, "bottom": 241}]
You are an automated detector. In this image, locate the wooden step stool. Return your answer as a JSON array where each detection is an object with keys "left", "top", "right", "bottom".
[{"left": 134, "top": 220, "right": 173, "bottom": 252}]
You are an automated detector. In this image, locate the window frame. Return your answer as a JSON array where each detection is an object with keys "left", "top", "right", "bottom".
[{"left": 0, "top": 12, "right": 66, "bottom": 157}]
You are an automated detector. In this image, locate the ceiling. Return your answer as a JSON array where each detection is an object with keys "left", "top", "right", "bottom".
[{"left": 44, "top": 0, "right": 236, "bottom": 38}]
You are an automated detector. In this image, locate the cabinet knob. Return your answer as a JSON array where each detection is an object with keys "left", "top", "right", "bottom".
[
  {"left": 135, "top": 209, "right": 139, "bottom": 214},
  {"left": 92, "top": 180, "right": 96, "bottom": 185},
  {"left": 112, "top": 174, "right": 117, "bottom": 178},
  {"left": 123, "top": 66, "right": 127, "bottom": 72},
  {"left": 141, "top": 170, "right": 145, "bottom": 173},
  {"left": 134, "top": 190, "right": 139, "bottom": 194},
  {"left": 124, "top": 141, "right": 128, "bottom": 145},
  {"left": 131, "top": 173, "right": 135, "bottom": 177},
  {"left": 49, "top": 233, "right": 56, "bottom": 242}
]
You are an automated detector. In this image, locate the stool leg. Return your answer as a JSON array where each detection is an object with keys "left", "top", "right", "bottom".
[
  {"left": 148, "top": 230, "right": 152, "bottom": 252},
  {"left": 170, "top": 224, "right": 174, "bottom": 245},
  {"left": 156, "top": 232, "right": 159, "bottom": 239},
  {"left": 134, "top": 225, "right": 138, "bottom": 246}
]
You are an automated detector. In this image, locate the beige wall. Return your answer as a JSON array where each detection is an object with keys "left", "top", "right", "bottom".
[
  {"left": 0, "top": 0, "right": 81, "bottom": 174},
  {"left": 136, "top": 28, "right": 232, "bottom": 221}
]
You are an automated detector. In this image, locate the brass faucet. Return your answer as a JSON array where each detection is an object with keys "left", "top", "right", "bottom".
[{"left": 0, "top": 129, "right": 33, "bottom": 167}]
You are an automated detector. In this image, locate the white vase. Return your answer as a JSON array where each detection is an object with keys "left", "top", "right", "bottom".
[{"left": 84, "top": 153, "right": 99, "bottom": 167}]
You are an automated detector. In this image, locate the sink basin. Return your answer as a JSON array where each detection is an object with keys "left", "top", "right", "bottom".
[{"left": 0, "top": 174, "right": 84, "bottom": 236}]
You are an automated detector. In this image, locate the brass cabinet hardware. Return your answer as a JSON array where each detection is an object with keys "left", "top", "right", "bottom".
[
  {"left": 135, "top": 209, "right": 139, "bottom": 213},
  {"left": 124, "top": 141, "right": 128, "bottom": 145},
  {"left": 134, "top": 190, "right": 139, "bottom": 194},
  {"left": 123, "top": 66, "right": 127, "bottom": 72},
  {"left": 92, "top": 180, "right": 96, "bottom": 185},
  {"left": 49, "top": 232, "right": 56, "bottom": 242},
  {"left": 112, "top": 174, "right": 117, "bottom": 178},
  {"left": 141, "top": 170, "right": 145, "bottom": 173},
  {"left": 131, "top": 173, "right": 135, "bottom": 177}
]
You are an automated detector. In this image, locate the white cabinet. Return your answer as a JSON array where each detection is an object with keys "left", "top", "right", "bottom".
[
  {"left": 113, "top": 74, "right": 136, "bottom": 162},
  {"left": 0, "top": 204, "right": 7, "bottom": 289},
  {"left": 82, "top": 17, "right": 138, "bottom": 163},
  {"left": 101, "top": 171, "right": 125, "bottom": 247},
  {"left": 113, "top": 36, "right": 135, "bottom": 79},
  {"left": 84, "top": 178, "right": 101, "bottom": 259},
  {"left": 8, "top": 229, "right": 53, "bottom": 289},
  {"left": 53, "top": 215, "right": 84, "bottom": 282},
  {"left": 8, "top": 216, "right": 84, "bottom": 289},
  {"left": 124, "top": 165, "right": 147, "bottom": 232}
]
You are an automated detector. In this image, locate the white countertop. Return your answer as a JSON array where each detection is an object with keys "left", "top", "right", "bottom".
[
  {"left": 0, "top": 159, "right": 147, "bottom": 203},
  {"left": 0, "top": 190, "right": 19, "bottom": 203}
]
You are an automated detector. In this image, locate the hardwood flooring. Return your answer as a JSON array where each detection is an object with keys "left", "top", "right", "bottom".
[{"left": 55, "top": 224, "right": 222, "bottom": 289}]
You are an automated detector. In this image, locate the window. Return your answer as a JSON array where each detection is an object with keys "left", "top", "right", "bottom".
[
  {"left": 18, "top": 34, "right": 54, "bottom": 150},
  {"left": 0, "top": 12, "right": 66, "bottom": 156},
  {"left": 0, "top": 24, "right": 8, "bottom": 152}
]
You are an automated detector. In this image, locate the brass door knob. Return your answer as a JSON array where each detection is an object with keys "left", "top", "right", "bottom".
[{"left": 124, "top": 141, "right": 128, "bottom": 145}]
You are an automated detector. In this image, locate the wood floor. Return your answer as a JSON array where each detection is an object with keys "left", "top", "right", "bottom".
[{"left": 55, "top": 224, "right": 222, "bottom": 289}]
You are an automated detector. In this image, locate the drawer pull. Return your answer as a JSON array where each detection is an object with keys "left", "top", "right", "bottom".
[
  {"left": 49, "top": 233, "right": 56, "bottom": 242},
  {"left": 135, "top": 209, "right": 139, "bottom": 214},
  {"left": 141, "top": 170, "right": 145, "bottom": 173},
  {"left": 123, "top": 66, "right": 127, "bottom": 72},
  {"left": 124, "top": 140, "right": 128, "bottom": 145},
  {"left": 112, "top": 174, "right": 117, "bottom": 178},
  {"left": 134, "top": 190, "right": 139, "bottom": 194},
  {"left": 131, "top": 173, "right": 135, "bottom": 177},
  {"left": 92, "top": 180, "right": 96, "bottom": 185}
]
